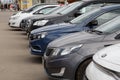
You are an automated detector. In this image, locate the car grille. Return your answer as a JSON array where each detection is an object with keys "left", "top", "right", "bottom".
[{"left": 45, "top": 48, "right": 54, "bottom": 56}]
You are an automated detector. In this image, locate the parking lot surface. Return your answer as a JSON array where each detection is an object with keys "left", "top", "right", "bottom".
[{"left": 0, "top": 11, "right": 48, "bottom": 80}]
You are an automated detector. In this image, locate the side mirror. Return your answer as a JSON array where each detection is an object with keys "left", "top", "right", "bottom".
[
  {"left": 88, "top": 20, "right": 98, "bottom": 26},
  {"left": 74, "top": 12, "right": 82, "bottom": 17},
  {"left": 86, "top": 20, "right": 98, "bottom": 29}
]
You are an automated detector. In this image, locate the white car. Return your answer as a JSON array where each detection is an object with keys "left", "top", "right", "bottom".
[
  {"left": 9, "top": 5, "right": 58, "bottom": 28},
  {"left": 12, "top": 3, "right": 45, "bottom": 16},
  {"left": 86, "top": 43, "right": 120, "bottom": 80}
]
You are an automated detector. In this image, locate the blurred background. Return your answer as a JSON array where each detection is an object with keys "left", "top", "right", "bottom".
[{"left": 0, "top": 0, "right": 78, "bottom": 11}]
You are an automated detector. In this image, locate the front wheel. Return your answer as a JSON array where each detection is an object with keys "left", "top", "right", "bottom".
[{"left": 75, "top": 59, "right": 92, "bottom": 80}]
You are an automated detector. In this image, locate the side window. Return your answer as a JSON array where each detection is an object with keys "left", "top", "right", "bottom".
[
  {"left": 79, "top": 3, "right": 106, "bottom": 14},
  {"left": 74, "top": 4, "right": 104, "bottom": 17},
  {"left": 86, "top": 9, "right": 120, "bottom": 29},
  {"left": 95, "top": 9, "right": 120, "bottom": 26}
]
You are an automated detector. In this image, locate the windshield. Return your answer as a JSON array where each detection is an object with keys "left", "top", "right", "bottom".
[
  {"left": 58, "top": 1, "right": 83, "bottom": 15},
  {"left": 70, "top": 4, "right": 110, "bottom": 24},
  {"left": 51, "top": 5, "right": 69, "bottom": 14},
  {"left": 44, "top": 6, "right": 61, "bottom": 14},
  {"left": 95, "top": 17, "right": 120, "bottom": 34},
  {"left": 70, "top": 8, "right": 99, "bottom": 24},
  {"left": 24, "top": 5, "right": 45, "bottom": 13}
]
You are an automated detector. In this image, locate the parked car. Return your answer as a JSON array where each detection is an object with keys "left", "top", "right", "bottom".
[
  {"left": 21, "top": 6, "right": 61, "bottom": 31},
  {"left": 26, "top": 0, "right": 120, "bottom": 34},
  {"left": 29, "top": 5, "right": 120, "bottom": 55},
  {"left": 8, "top": 5, "right": 58, "bottom": 28},
  {"left": 86, "top": 43, "right": 120, "bottom": 80},
  {"left": 44, "top": 16, "right": 120, "bottom": 80},
  {"left": 22, "top": 4, "right": 71, "bottom": 33},
  {"left": 12, "top": 3, "right": 48, "bottom": 16}
]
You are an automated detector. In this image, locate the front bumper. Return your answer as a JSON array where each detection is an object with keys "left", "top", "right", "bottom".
[
  {"left": 86, "top": 62, "right": 116, "bottom": 80},
  {"left": 44, "top": 53, "right": 84, "bottom": 80},
  {"left": 29, "top": 39, "right": 47, "bottom": 56},
  {"left": 9, "top": 19, "right": 20, "bottom": 28}
]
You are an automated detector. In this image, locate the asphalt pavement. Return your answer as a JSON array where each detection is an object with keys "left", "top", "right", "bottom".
[{"left": 0, "top": 11, "right": 49, "bottom": 80}]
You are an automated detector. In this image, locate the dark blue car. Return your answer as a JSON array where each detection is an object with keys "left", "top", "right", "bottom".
[{"left": 29, "top": 5, "right": 120, "bottom": 56}]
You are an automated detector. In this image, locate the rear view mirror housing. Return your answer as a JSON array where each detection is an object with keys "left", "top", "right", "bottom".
[
  {"left": 86, "top": 20, "right": 98, "bottom": 29},
  {"left": 74, "top": 12, "right": 82, "bottom": 17},
  {"left": 88, "top": 20, "right": 98, "bottom": 26}
]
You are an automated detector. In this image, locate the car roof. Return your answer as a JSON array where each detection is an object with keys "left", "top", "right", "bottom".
[{"left": 82, "top": 0, "right": 120, "bottom": 3}]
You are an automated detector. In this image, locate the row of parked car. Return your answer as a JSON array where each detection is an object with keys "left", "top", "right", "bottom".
[{"left": 8, "top": 0, "right": 120, "bottom": 80}]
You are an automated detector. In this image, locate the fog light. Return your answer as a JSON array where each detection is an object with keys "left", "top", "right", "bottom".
[{"left": 51, "top": 67, "right": 65, "bottom": 77}]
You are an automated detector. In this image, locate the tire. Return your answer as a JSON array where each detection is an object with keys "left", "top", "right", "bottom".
[{"left": 75, "top": 58, "right": 92, "bottom": 80}]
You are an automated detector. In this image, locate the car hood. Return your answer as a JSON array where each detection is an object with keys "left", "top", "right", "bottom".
[
  {"left": 11, "top": 13, "right": 30, "bottom": 18},
  {"left": 25, "top": 14, "right": 60, "bottom": 20},
  {"left": 48, "top": 31, "right": 104, "bottom": 48},
  {"left": 93, "top": 43, "right": 120, "bottom": 72},
  {"left": 31, "top": 23, "right": 75, "bottom": 34}
]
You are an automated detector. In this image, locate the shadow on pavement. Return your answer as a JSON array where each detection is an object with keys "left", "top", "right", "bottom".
[
  {"left": 27, "top": 56, "right": 43, "bottom": 64},
  {"left": 19, "top": 32, "right": 27, "bottom": 35},
  {"left": 7, "top": 28, "right": 23, "bottom": 31}
]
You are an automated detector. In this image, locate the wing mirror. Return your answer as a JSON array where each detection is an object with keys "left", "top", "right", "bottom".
[
  {"left": 74, "top": 12, "right": 82, "bottom": 17},
  {"left": 86, "top": 20, "right": 98, "bottom": 29},
  {"left": 88, "top": 20, "right": 98, "bottom": 26}
]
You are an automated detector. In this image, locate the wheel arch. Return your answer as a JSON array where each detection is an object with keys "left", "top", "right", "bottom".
[{"left": 74, "top": 54, "right": 93, "bottom": 80}]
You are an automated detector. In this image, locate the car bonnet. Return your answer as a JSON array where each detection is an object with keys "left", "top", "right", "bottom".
[
  {"left": 93, "top": 43, "right": 120, "bottom": 72},
  {"left": 31, "top": 23, "right": 75, "bottom": 34},
  {"left": 48, "top": 31, "right": 103, "bottom": 48},
  {"left": 27, "top": 13, "right": 60, "bottom": 20}
]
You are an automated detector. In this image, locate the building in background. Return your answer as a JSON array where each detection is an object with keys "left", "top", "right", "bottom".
[{"left": 18, "top": 0, "right": 32, "bottom": 10}]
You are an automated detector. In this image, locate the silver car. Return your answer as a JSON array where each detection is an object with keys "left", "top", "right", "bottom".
[{"left": 44, "top": 16, "right": 120, "bottom": 80}]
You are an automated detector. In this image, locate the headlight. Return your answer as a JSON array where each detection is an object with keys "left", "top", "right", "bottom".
[
  {"left": 31, "top": 32, "right": 47, "bottom": 40},
  {"left": 52, "top": 44, "right": 83, "bottom": 56},
  {"left": 33, "top": 20, "right": 49, "bottom": 26}
]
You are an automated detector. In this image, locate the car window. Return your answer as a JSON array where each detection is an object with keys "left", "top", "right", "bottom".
[
  {"left": 44, "top": 7, "right": 61, "bottom": 14},
  {"left": 52, "top": 5, "right": 69, "bottom": 14},
  {"left": 94, "top": 9, "right": 120, "bottom": 26},
  {"left": 37, "top": 7, "right": 56, "bottom": 14},
  {"left": 71, "top": 8, "right": 120, "bottom": 26},
  {"left": 95, "top": 17, "right": 120, "bottom": 34},
  {"left": 79, "top": 4, "right": 105, "bottom": 14},
  {"left": 24, "top": 5, "right": 45, "bottom": 13},
  {"left": 58, "top": 1, "right": 83, "bottom": 15}
]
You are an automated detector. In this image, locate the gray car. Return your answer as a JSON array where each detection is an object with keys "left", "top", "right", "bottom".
[
  {"left": 29, "top": 4, "right": 120, "bottom": 56},
  {"left": 25, "top": 0, "right": 120, "bottom": 33},
  {"left": 44, "top": 16, "right": 120, "bottom": 80}
]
